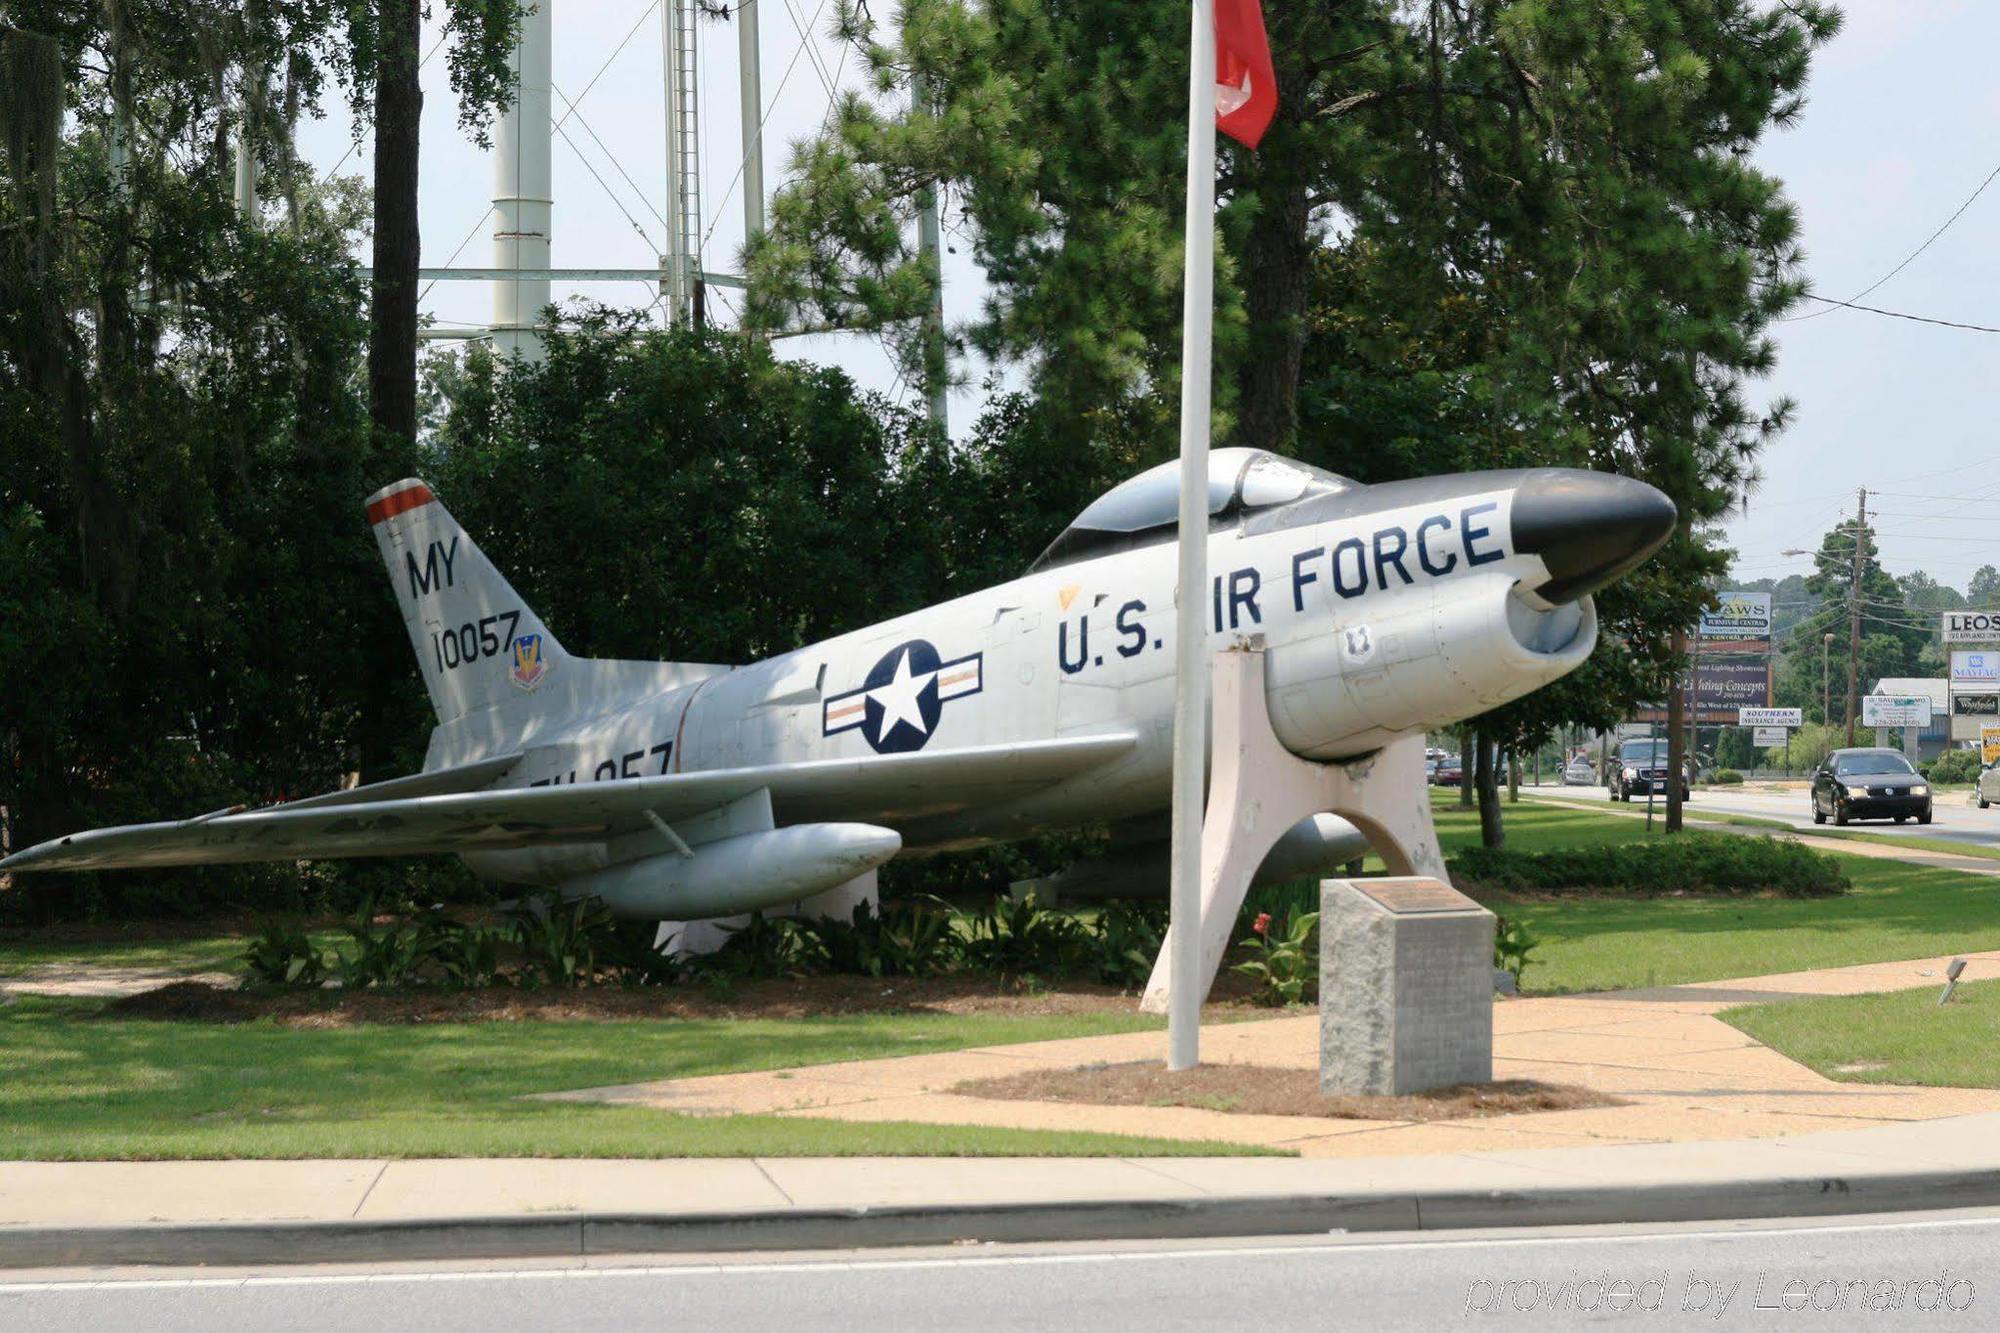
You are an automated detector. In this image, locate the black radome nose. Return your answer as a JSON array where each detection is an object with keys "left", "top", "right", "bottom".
[{"left": 1511, "top": 470, "right": 1677, "bottom": 604}]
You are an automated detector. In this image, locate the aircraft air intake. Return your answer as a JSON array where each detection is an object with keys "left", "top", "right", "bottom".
[{"left": 1264, "top": 572, "right": 1597, "bottom": 761}]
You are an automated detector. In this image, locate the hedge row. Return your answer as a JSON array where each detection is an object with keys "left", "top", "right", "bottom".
[{"left": 1449, "top": 834, "right": 1848, "bottom": 898}]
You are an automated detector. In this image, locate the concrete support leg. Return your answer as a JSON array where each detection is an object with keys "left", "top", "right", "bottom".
[
  {"left": 1140, "top": 645, "right": 1448, "bottom": 1015},
  {"left": 653, "top": 869, "right": 880, "bottom": 958}
]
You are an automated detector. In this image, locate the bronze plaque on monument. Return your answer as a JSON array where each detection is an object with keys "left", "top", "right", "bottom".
[{"left": 1350, "top": 877, "right": 1480, "bottom": 916}]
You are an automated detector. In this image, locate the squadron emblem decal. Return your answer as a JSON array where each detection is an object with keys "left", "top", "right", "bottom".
[
  {"left": 822, "top": 639, "right": 983, "bottom": 754},
  {"left": 509, "top": 633, "right": 549, "bottom": 691}
]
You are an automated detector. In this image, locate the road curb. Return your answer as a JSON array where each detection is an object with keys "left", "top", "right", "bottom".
[{"left": 9, "top": 1166, "right": 2000, "bottom": 1268}]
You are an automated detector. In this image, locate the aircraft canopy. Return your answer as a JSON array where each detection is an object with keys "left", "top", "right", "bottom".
[{"left": 1028, "top": 448, "right": 1351, "bottom": 573}]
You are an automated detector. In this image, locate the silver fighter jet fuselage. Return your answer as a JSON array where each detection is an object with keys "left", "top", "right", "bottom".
[{"left": 2, "top": 449, "right": 1675, "bottom": 920}]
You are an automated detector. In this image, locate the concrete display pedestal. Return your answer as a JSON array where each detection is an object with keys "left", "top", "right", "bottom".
[
  {"left": 1319, "top": 876, "right": 1494, "bottom": 1095},
  {"left": 1140, "top": 644, "right": 1450, "bottom": 1014}
]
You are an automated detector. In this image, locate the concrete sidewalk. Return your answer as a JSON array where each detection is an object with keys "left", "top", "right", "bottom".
[
  {"left": 549, "top": 952, "right": 2000, "bottom": 1156},
  {"left": 9, "top": 1113, "right": 2000, "bottom": 1267}
]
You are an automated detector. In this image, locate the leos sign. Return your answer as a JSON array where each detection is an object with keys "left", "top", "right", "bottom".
[{"left": 1944, "top": 611, "right": 2000, "bottom": 644}]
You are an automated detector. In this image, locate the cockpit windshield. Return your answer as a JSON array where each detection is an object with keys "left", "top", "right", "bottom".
[{"left": 1027, "top": 448, "right": 1352, "bottom": 573}]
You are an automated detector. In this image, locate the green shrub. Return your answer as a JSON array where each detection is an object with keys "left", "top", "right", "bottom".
[
  {"left": 688, "top": 912, "right": 821, "bottom": 981},
  {"left": 507, "top": 892, "right": 619, "bottom": 987},
  {"left": 425, "top": 915, "right": 507, "bottom": 988},
  {"left": 1450, "top": 834, "right": 1848, "bottom": 898},
  {"left": 1493, "top": 915, "right": 1539, "bottom": 984},
  {"left": 333, "top": 897, "right": 434, "bottom": 989},
  {"left": 1086, "top": 899, "right": 1168, "bottom": 987},
  {"left": 240, "top": 921, "right": 326, "bottom": 989},
  {"left": 1925, "top": 750, "right": 1981, "bottom": 785},
  {"left": 1711, "top": 769, "right": 1744, "bottom": 785},
  {"left": 957, "top": 896, "right": 1089, "bottom": 977},
  {"left": 1231, "top": 909, "right": 1318, "bottom": 1006},
  {"left": 800, "top": 898, "right": 961, "bottom": 978},
  {"left": 1236, "top": 879, "right": 1321, "bottom": 940}
]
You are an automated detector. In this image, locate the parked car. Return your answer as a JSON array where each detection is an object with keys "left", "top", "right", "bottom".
[
  {"left": 1562, "top": 755, "right": 1596, "bottom": 786},
  {"left": 1432, "top": 755, "right": 1464, "bottom": 787},
  {"left": 1812, "top": 748, "right": 1932, "bottom": 826},
  {"left": 1610, "top": 737, "right": 1691, "bottom": 802},
  {"left": 1976, "top": 758, "right": 2000, "bottom": 811}
]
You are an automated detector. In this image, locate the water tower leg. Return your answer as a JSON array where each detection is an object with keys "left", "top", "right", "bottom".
[
  {"left": 492, "top": 0, "right": 552, "bottom": 360},
  {"left": 1140, "top": 645, "right": 1447, "bottom": 1016}
]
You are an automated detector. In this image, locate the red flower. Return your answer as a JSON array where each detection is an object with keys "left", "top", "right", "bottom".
[{"left": 1252, "top": 912, "right": 1272, "bottom": 936}]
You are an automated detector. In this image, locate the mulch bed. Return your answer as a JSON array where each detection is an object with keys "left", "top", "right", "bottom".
[
  {"left": 104, "top": 972, "right": 1270, "bottom": 1028},
  {"left": 952, "top": 1060, "right": 1620, "bottom": 1121}
]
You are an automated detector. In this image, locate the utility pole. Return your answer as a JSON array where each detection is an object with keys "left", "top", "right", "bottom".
[
  {"left": 1846, "top": 488, "right": 1867, "bottom": 746},
  {"left": 1822, "top": 632, "right": 1834, "bottom": 730}
]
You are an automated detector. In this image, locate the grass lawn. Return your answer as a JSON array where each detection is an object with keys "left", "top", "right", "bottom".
[
  {"left": 0, "top": 996, "right": 1267, "bottom": 1160},
  {"left": 1722, "top": 979, "right": 2000, "bottom": 1088},
  {"left": 1430, "top": 798, "right": 2000, "bottom": 995}
]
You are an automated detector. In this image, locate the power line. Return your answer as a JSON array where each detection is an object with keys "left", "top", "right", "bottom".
[
  {"left": 1789, "top": 293, "right": 2000, "bottom": 334},
  {"left": 1785, "top": 161, "right": 2000, "bottom": 323}
]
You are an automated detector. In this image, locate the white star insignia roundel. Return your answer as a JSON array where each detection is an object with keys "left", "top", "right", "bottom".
[{"left": 821, "top": 639, "right": 984, "bottom": 754}]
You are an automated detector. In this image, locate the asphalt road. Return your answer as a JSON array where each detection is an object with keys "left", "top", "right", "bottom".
[
  {"left": 1527, "top": 782, "right": 2000, "bottom": 851},
  {"left": 6, "top": 1211, "right": 1998, "bottom": 1331}
]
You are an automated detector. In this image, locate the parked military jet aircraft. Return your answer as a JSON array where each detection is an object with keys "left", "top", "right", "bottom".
[{"left": 1, "top": 449, "right": 1674, "bottom": 919}]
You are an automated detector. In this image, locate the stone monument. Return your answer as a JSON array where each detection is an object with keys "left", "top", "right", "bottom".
[{"left": 1319, "top": 876, "right": 1495, "bottom": 1095}]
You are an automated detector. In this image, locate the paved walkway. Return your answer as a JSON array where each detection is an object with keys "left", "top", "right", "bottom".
[{"left": 549, "top": 951, "right": 2000, "bottom": 1157}]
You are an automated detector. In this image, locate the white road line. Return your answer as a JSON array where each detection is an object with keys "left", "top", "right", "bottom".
[{"left": 7, "top": 1213, "right": 2000, "bottom": 1294}]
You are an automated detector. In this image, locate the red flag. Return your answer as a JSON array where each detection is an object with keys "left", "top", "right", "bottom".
[{"left": 1215, "top": 0, "right": 1277, "bottom": 149}]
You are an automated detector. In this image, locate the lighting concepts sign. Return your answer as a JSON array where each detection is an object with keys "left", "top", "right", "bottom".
[{"left": 1699, "top": 591, "right": 1773, "bottom": 640}]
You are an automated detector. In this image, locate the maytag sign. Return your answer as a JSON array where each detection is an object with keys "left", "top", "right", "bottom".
[
  {"left": 1739, "top": 706, "right": 1803, "bottom": 728},
  {"left": 1943, "top": 611, "right": 2000, "bottom": 645},
  {"left": 1862, "top": 695, "right": 1932, "bottom": 728},
  {"left": 1699, "top": 591, "right": 1773, "bottom": 640},
  {"left": 1951, "top": 650, "right": 2000, "bottom": 689}
]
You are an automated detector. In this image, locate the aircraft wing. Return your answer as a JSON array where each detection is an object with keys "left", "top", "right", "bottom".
[{"left": 0, "top": 735, "right": 1138, "bottom": 872}]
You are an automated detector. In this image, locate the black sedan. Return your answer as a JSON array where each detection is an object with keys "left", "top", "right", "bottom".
[{"left": 1811, "top": 748, "right": 1933, "bottom": 826}]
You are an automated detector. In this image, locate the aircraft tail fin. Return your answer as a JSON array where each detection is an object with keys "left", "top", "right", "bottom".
[{"left": 366, "top": 478, "right": 571, "bottom": 728}]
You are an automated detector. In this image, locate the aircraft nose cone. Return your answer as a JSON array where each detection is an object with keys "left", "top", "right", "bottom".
[{"left": 1511, "top": 471, "right": 1677, "bottom": 604}]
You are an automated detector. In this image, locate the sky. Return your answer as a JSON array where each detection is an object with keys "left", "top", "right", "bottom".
[{"left": 291, "top": 1, "right": 1999, "bottom": 590}]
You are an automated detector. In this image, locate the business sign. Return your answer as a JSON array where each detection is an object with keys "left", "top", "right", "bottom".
[
  {"left": 1944, "top": 611, "right": 2000, "bottom": 644},
  {"left": 1634, "top": 662, "right": 1774, "bottom": 724},
  {"left": 1862, "top": 695, "right": 1932, "bottom": 728},
  {"left": 1984, "top": 724, "right": 2000, "bottom": 767},
  {"left": 1953, "top": 693, "right": 2000, "bottom": 718},
  {"left": 1951, "top": 650, "right": 2000, "bottom": 689},
  {"left": 1700, "top": 591, "right": 1773, "bottom": 640},
  {"left": 1753, "top": 725, "right": 1789, "bottom": 748},
  {"left": 1738, "top": 706, "right": 1803, "bottom": 727},
  {"left": 1699, "top": 638, "right": 1771, "bottom": 657}
]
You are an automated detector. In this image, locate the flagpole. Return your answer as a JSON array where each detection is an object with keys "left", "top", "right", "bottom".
[{"left": 1168, "top": 0, "right": 1217, "bottom": 1073}]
